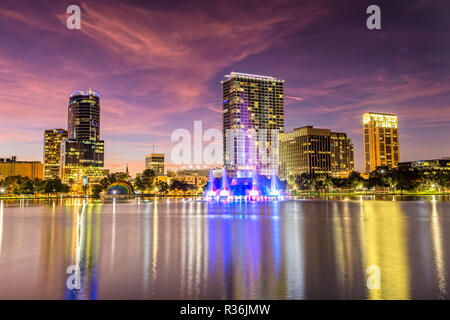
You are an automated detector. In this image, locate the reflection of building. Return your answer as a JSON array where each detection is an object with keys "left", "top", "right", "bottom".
[
  {"left": 0, "top": 156, "right": 43, "bottom": 179},
  {"left": 331, "top": 132, "right": 354, "bottom": 178},
  {"left": 61, "top": 90, "right": 105, "bottom": 186},
  {"left": 145, "top": 153, "right": 165, "bottom": 176},
  {"left": 44, "top": 129, "right": 68, "bottom": 179},
  {"left": 363, "top": 112, "right": 399, "bottom": 173},
  {"left": 222, "top": 72, "right": 284, "bottom": 176},
  {"left": 399, "top": 158, "right": 450, "bottom": 171},
  {"left": 279, "top": 126, "right": 331, "bottom": 178}
]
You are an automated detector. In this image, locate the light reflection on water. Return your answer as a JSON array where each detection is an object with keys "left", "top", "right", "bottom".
[{"left": 0, "top": 196, "right": 449, "bottom": 299}]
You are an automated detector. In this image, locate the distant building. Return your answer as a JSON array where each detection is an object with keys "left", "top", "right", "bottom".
[
  {"left": 177, "top": 174, "right": 208, "bottom": 188},
  {"left": 44, "top": 129, "right": 68, "bottom": 179},
  {"left": 279, "top": 126, "right": 354, "bottom": 179},
  {"left": 145, "top": 153, "right": 165, "bottom": 176},
  {"left": 330, "top": 132, "right": 354, "bottom": 178},
  {"left": 279, "top": 126, "right": 331, "bottom": 178},
  {"left": 176, "top": 168, "right": 210, "bottom": 177},
  {"left": 399, "top": 158, "right": 450, "bottom": 171},
  {"left": 363, "top": 112, "right": 399, "bottom": 173},
  {"left": 0, "top": 156, "right": 43, "bottom": 180},
  {"left": 61, "top": 90, "right": 105, "bottom": 186},
  {"left": 222, "top": 72, "right": 284, "bottom": 176}
]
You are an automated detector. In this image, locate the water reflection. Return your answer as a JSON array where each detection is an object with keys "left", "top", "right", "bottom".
[
  {"left": 0, "top": 197, "right": 449, "bottom": 299},
  {"left": 431, "top": 200, "right": 447, "bottom": 298}
]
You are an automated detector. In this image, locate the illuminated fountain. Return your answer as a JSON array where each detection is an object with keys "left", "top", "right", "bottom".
[
  {"left": 204, "top": 168, "right": 289, "bottom": 202},
  {"left": 204, "top": 89, "right": 289, "bottom": 202}
]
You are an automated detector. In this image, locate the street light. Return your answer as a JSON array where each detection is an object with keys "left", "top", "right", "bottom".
[{"left": 0, "top": 188, "right": 5, "bottom": 194}]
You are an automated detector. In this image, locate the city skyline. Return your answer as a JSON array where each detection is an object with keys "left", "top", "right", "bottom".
[{"left": 0, "top": 0, "right": 449, "bottom": 176}]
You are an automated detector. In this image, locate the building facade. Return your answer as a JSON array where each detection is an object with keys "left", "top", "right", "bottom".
[
  {"left": 0, "top": 156, "right": 43, "bottom": 180},
  {"left": 145, "top": 153, "right": 165, "bottom": 176},
  {"left": 330, "top": 132, "right": 354, "bottom": 178},
  {"left": 279, "top": 126, "right": 332, "bottom": 178},
  {"left": 43, "top": 129, "right": 68, "bottom": 179},
  {"left": 222, "top": 72, "right": 284, "bottom": 176},
  {"left": 399, "top": 158, "right": 450, "bottom": 171},
  {"left": 363, "top": 112, "right": 399, "bottom": 173},
  {"left": 61, "top": 90, "right": 105, "bottom": 186},
  {"left": 279, "top": 126, "right": 354, "bottom": 179}
]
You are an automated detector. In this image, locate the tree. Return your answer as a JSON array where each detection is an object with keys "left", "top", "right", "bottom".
[
  {"left": 156, "top": 181, "right": 169, "bottom": 194},
  {"left": 134, "top": 176, "right": 146, "bottom": 192},
  {"left": 392, "top": 167, "right": 420, "bottom": 194},
  {"left": 92, "top": 184, "right": 103, "bottom": 198},
  {"left": 170, "top": 179, "right": 190, "bottom": 192},
  {"left": 141, "top": 169, "right": 156, "bottom": 190},
  {"left": 42, "top": 178, "right": 69, "bottom": 194}
]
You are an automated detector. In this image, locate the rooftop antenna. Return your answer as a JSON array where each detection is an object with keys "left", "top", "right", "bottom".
[{"left": 152, "top": 144, "right": 155, "bottom": 153}]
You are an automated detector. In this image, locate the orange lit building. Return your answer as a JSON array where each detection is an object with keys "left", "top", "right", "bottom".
[
  {"left": 0, "top": 156, "right": 43, "bottom": 179},
  {"left": 363, "top": 112, "right": 399, "bottom": 173},
  {"left": 43, "top": 129, "right": 68, "bottom": 179}
]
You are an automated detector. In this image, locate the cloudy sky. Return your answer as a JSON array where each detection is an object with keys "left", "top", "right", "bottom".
[{"left": 0, "top": 0, "right": 449, "bottom": 174}]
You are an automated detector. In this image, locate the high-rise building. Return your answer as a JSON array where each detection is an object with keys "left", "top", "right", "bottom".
[
  {"left": 279, "top": 126, "right": 331, "bottom": 178},
  {"left": 331, "top": 132, "right": 354, "bottom": 178},
  {"left": 363, "top": 112, "right": 399, "bottom": 173},
  {"left": 43, "top": 129, "right": 68, "bottom": 179},
  {"left": 0, "top": 156, "right": 43, "bottom": 180},
  {"left": 145, "top": 153, "right": 165, "bottom": 176},
  {"left": 61, "top": 90, "right": 105, "bottom": 186},
  {"left": 222, "top": 72, "right": 284, "bottom": 176},
  {"left": 68, "top": 90, "right": 101, "bottom": 141},
  {"left": 279, "top": 126, "right": 355, "bottom": 179}
]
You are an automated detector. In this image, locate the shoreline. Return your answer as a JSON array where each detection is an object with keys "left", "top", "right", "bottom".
[{"left": 0, "top": 192, "right": 449, "bottom": 200}]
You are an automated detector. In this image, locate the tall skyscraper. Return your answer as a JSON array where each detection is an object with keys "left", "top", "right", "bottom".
[
  {"left": 145, "top": 153, "right": 165, "bottom": 176},
  {"left": 61, "top": 90, "right": 105, "bottom": 186},
  {"left": 222, "top": 72, "right": 284, "bottom": 176},
  {"left": 363, "top": 112, "right": 399, "bottom": 173},
  {"left": 331, "top": 132, "right": 354, "bottom": 178},
  {"left": 43, "top": 129, "right": 68, "bottom": 179}
]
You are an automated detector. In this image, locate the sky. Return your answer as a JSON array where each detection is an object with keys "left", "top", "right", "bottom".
[{"left": 0, "top": 0, "right": 449, "bottom": 175}]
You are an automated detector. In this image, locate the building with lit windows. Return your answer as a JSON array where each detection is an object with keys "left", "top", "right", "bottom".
[
  {"left": 279, "top": 126, "right": 332, "bottom": 178},
  {"left": 399, "top": 158, "right": 450, "bottom": 171},
  {"left": 43, "top": 129, "right": 68, "bottom": 179},
  {"left": 61, "top": 90, "right": 105, "bottom": 186},
  {"left": 0, "top": 156, "right": 43, "bottom": 179},
  {"left": 331, "top": 132, "right": 354, "bottom": 178},
  {"left": 145, "top": 153, "right": 165, "bottom": 176},
  {"left": 363, "top": 112, "right": 399, "bottom": 173},
  {"left": 279, "top": 126, "right": 354, "bottom": 179},
  {"left": 222, "top": 72, "right": 284, "bottom": 176}
]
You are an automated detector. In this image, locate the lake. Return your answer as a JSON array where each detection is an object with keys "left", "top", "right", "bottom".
[{"left": 0, "top": 196, "right": 449, "bottom": 299}]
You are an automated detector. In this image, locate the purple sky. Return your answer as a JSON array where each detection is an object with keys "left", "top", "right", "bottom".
[{"left": 0, "top": 0, "right": 449, "bottom": 175}]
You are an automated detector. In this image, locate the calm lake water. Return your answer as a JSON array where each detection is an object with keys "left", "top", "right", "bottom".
[{"left": 0, "top": 196, "right": 449, "bottom": 299}]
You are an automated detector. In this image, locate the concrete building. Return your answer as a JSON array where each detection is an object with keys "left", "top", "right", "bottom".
[
  {"left": 279, "top": 126, "right": 331, "bottom": 178},
  {"left": 61, "top": 90, "right": 105, "bottom": 186},
  {"left": 44, "top": 129, "right": 68, "bottom": 179},
  {"left": 279, "top": 126, "right": 354, "bottom": 179},
  {"left": 145, "top": 153, "right": 165, "bottom": 176},
  {"left": 222, "top": 72, "right": 284, "bottom": 176},
  {"left": 0, "top": 156, "right": 43, "bottom": 180},
  {"left": 331, "top": 132, "right": 354, "bottom": 178},
  {"left": 399, "top": 158, "right": 450, "bottom": 171},
  {"left": 363, "top": 112, "right": 399, "bottom": 173}
]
